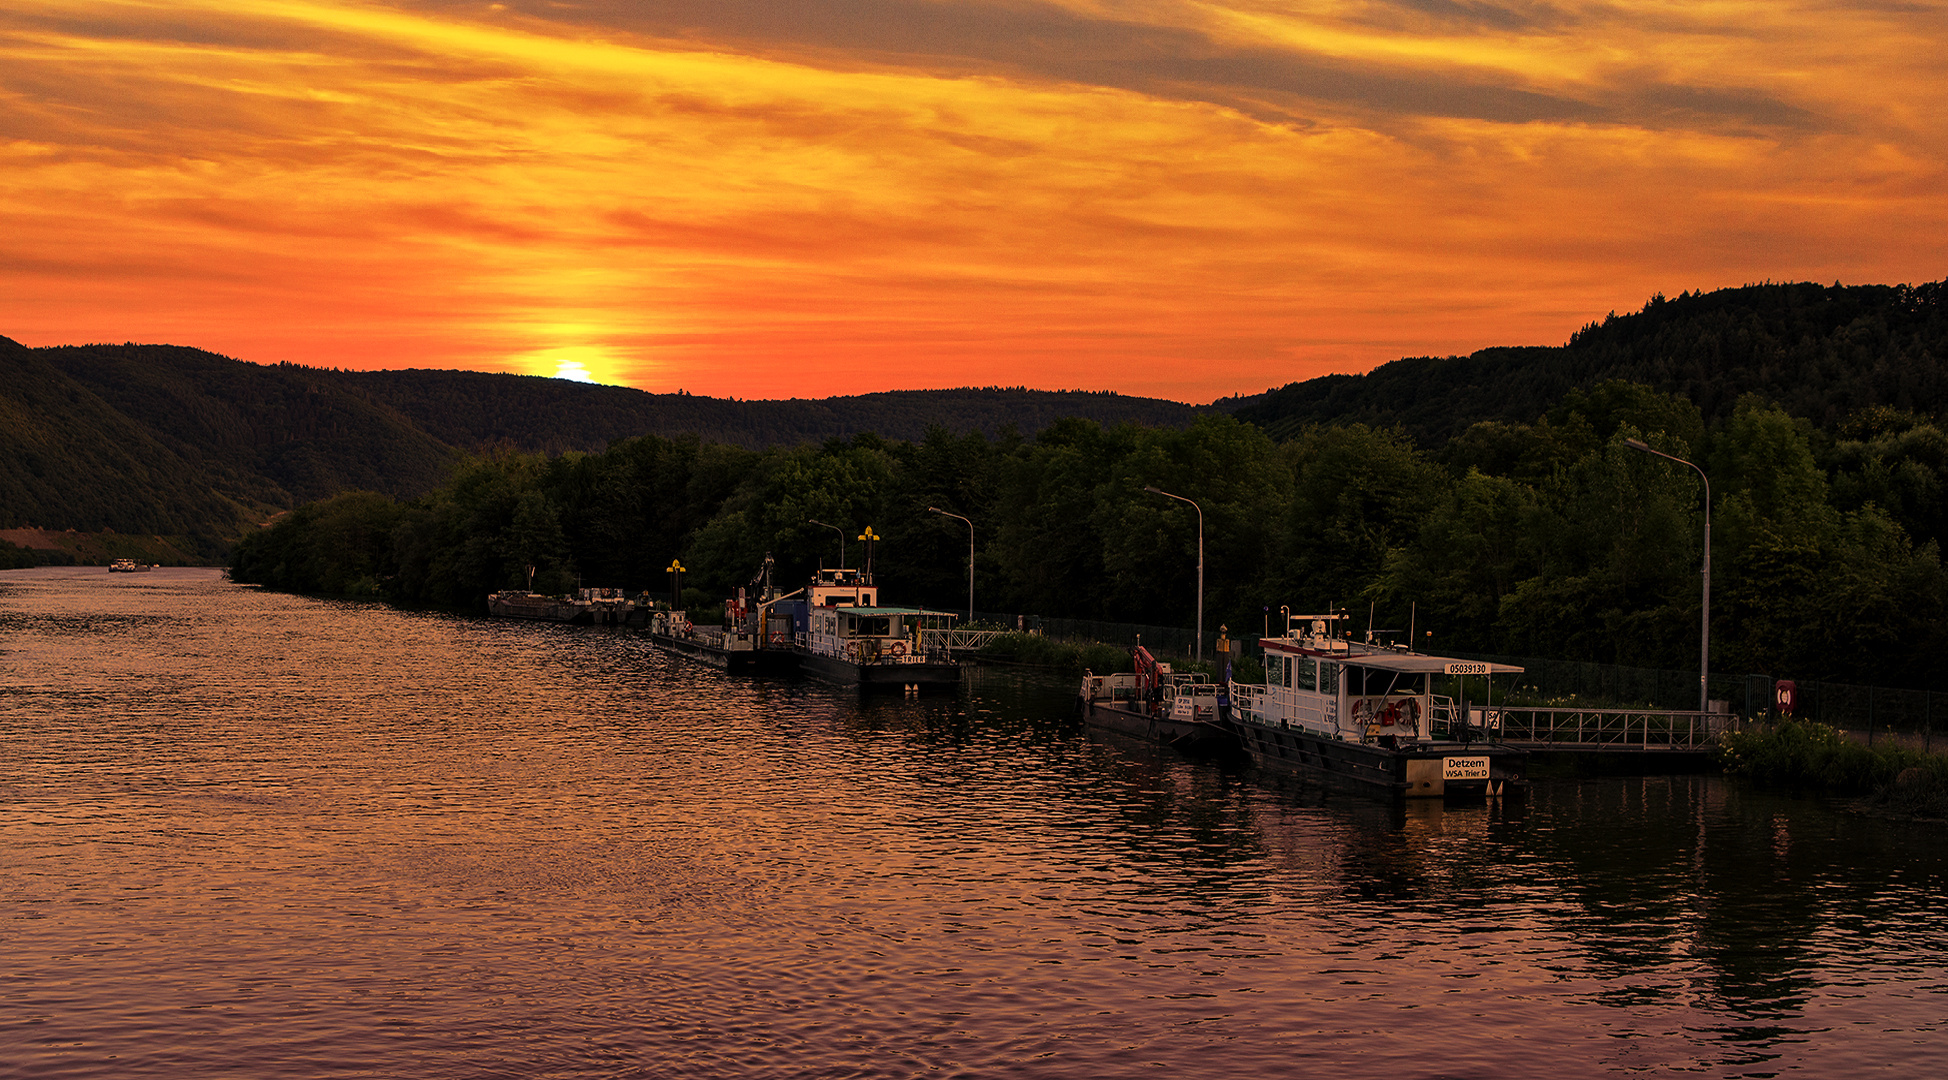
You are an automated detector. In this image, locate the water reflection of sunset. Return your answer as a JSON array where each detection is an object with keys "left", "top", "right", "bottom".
[{"left": 3, "top": 1, "right": 1942, "bottom": 400}]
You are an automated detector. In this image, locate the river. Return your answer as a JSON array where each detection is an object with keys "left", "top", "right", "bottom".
[{"left": 3, "top": 567, "right": 1944, "bottom": 1078}]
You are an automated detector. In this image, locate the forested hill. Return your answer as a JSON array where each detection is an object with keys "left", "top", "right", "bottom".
[
  {"left": 1233, "top": 281, "right": 1948, "bottom": 445},
  {"left": 11, "top": 278, "right": 1948, "bottom": 564},
  {"left": 336, "top": 368, "right": 1204, "bottom": 455},
  {"left": 0, "top": 335, "right": 1201, "bottom": 556}
]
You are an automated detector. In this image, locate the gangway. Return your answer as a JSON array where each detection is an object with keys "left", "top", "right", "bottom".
[
  {"left": 1482, "top": 706, "right": 1725, "bottom": 752},
  {"left": 945, "top": 627, "right": 1009, "bottom": 653}
]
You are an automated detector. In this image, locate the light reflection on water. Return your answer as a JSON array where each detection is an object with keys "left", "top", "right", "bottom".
[{"left": 4, "top": 567, "right": 1945, "bottom": 1078}]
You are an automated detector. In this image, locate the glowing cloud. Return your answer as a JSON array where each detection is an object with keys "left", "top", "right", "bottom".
[{"left": 1, "top": 0, "right": 1943, "bottom": 401}]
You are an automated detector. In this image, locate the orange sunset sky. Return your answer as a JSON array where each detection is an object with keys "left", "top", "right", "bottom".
[{"left": 3, "top": 1, "right": 1944, "bottom": 402}]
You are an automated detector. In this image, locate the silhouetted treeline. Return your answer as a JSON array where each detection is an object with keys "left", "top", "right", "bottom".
[
  {"left": 1235, "top": 281, "right": 1948, "bottom": 445},
  {"left": 1, "top": 334, "right": 1206, "bottom": 558},
  {"left": 13, "top": 279, "right": 1947, "bottom": 563},
  {"left": 231, "top": 381, "right": 1948, "bottom": 689}
]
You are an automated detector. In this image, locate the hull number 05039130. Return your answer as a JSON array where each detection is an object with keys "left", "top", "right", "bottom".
[{"left": 1443, "top": 662, "right": 1490, "bottom": 675}]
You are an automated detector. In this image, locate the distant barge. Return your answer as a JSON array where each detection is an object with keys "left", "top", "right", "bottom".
[
  {"left": 649, "top": 608, "right": 797, "bottom": 673},
  {"left": 645, "top": 557, "right": 959, "bottom": 691},
  {"left": 487, "top": 588, "right": 647, "bottom": 627}
]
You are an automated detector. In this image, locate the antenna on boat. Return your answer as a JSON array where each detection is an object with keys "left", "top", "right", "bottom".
[
  {"left": 1409, "top": 602, "right": 1416, "bottom": 651},
  {"left": 1366, "top": 602, "right": 1376, "bottom": 643}
]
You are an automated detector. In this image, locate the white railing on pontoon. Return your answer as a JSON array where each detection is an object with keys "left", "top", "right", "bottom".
[
  {"left": 1486, "top": 707, "right": 1721, "bottom": 749},
  {"left": 946, "top": 628, "right": 1009, "bottom": 652}
]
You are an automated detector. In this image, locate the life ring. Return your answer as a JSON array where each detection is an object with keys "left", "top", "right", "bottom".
[{"left": 889, "top": 641, "right": 907, "bottom": 656}]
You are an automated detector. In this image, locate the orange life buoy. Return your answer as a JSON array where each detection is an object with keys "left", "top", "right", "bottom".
[{"left": 889, "top": 641, "right": 907, "bottom": 656}]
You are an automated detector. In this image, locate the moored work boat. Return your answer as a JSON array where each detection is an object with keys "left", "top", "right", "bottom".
[
  {"left": 650, "top": 557, "right": 802, "bottom": 673},
  {"left": 1077, "top": 646, "right": 1235, "bottom": 751},
  {"left": 107, "top": 558, "right": 154, "bottom": 572},
  {"left": 774, "top": 567, "right": 960, "bottom": 691},
  {"left": 1229, "top": 614, "right": 1528, "bottom": 799}
]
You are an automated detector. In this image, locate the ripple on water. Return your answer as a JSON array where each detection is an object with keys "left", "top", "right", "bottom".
[{"left": 5, "top": 567, "right": 1948, "bottom": 1077}]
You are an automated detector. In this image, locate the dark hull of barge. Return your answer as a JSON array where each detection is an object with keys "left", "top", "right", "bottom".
[
  {"left": 488, "top": 594, "right": 645, "bottom": 626},
  {"left": 1232, "top": 721, "right": 1527, "bottom": 800},
  {"left": 650, "top": 632, "right": 798, "bottom": 673},
  {"left": 1079, "top": 698, "right": 1237, "bottom": 752},
  {"left": 796, "top": 651, "right": 961, "bottom": 691}
]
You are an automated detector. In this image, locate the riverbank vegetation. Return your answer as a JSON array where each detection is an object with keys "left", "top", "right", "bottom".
[
  {"left": 224, "top": 283, "right": 1948, "bottom": 691},
  {"left": 974, "top": 634, "right": 1132, "bottom": 675},
  {"left": 232, "top": 382, "right": 1948, "bottom": 691},
  {"left": 1, "top": 333, "right": 1198, "bottom": 562},
  {"left": 1719, "top": 720, "right": 1948, "bottom": 816}
]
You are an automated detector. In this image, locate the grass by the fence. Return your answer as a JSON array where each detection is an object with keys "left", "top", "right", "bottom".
[
  {"left": 1720, "top": 719, "right": 1948, "bottom": 817},
  {"left": 974, "top": 633, "right": 1132, "bottom": 675},
  {"left": 972, "top": 633, "right": 1266, "bottom": 683}
]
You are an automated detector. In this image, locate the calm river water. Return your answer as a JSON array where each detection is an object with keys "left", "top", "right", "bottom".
[{"left": 4, "top": 567, "right": 1946, "bottom": 1078}]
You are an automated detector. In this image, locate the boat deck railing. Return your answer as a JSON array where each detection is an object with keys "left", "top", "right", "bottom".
[{"left": 1080, "top": 672, "right": 1147, "bottom": 703}]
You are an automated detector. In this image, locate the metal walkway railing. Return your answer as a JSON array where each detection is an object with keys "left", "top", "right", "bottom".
[
  {"left": 945, "top": 628, "right": 1010, "bottom": 652},
  {"left": 1487, "top": 707, "right": 1722, "bottom": 750}
]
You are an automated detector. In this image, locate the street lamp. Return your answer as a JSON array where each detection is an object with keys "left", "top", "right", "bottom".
[
  {"left": 927, "top": 507, "right": 974, "bottom": 621},
  {"left": 1623, "top": 438, "right": 1712, "bottom": 713},
  {"left": 806, "top": 519, "right": 844, "bottom": 568},
  {"left": 1144, "top": 485, "right": 1203, "bottom": 664},
  {"left": 665, "top": 558, "right": 685, "bottom": 611},
  {"left": 857, "top": 526, "right": 879, "bottom": 584}
]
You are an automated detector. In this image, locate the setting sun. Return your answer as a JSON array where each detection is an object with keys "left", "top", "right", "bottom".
[{"left": 2, "top": 0, "right": 1943, "bottom": 401}]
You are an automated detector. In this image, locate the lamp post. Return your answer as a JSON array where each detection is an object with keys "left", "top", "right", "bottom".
[
  {"left": 1144, "top": 485, "right": 1203, "bottom": 664},
  {"left": 1623, "top": 438, "right": 1712, "bottom": 713},
  {"left": 665, "top": 558, "right": 685, "bottom": 611},
  {"left": 807, "top": 519, "right": 844, "bottom": 568},
  {"left": 927, "top": 506, "right": 974, "bottom": 621}
]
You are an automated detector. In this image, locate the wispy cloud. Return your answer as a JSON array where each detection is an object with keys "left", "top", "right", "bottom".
[{"left": 2, "top": 0, "right": 1943, "bottom": 398}]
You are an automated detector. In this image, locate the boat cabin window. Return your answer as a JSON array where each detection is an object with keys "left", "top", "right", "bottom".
[
  {"left": 1351, "top": 667, "right": 1421, "bottom": 697},
  {"left": 1266, "top": 655, "right": 1285, "bottom": 687},
  {"left": 850, "top": 615, "right": 892, "bottom": 637},
  {"left": 1317, "top": 661, "right": 1340, "bottom": 695},
  {"left": 1295, "top": 658, "right": 1318, "bottom": 692}
]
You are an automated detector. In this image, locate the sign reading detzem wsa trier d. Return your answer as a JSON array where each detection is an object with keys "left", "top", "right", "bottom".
[
  {"left": 1444, "top": 756, "right": 1490, "bottom": 780},
  {"left": 1443, "top": 662, "right": 1489, "bottom": 675}
]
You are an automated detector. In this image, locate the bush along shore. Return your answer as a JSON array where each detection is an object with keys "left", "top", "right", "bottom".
[
  {"left": 974, "top": 633, "right": 1137, "bottom": 676},
  {"left": 1719, "top": 719, "right": 1948, "bottom": 818}
]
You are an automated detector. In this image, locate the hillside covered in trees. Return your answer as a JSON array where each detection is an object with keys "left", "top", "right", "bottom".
[
  {"left": 14, "top": 279, "right": 1944, "bottom": 568},
  {"left": 0, "top": 335, "right": 1202, "bottom": 560},
  {"left": 232, "top": 376, "right": 1948, "bottom": 690},
  {"left": 20, "top": 275, "right": 1948, "bottom": 689},
  {"left": 1233, "top": 281, "right": 1948, "bottom": 445}
]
